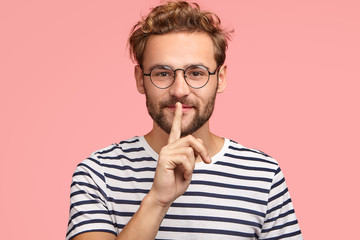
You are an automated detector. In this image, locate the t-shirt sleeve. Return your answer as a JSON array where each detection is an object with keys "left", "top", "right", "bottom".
[
  {"left": 259, "top": 167, "right": 303, "bottom": 240},
  {"left": 66, "top": 155, "right": 117, "bottom": 240}
]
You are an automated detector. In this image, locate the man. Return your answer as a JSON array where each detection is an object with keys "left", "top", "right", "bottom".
[{"left": 66, "top": 1, "right": 302, "bottom": 239}]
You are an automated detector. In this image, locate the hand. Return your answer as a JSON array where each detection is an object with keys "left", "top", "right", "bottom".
[{"left": 148, "top": 102, "right": 211, "bottom": 208}]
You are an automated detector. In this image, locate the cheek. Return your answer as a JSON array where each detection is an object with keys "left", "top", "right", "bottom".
[
  {"left": 145, "top": 88, "right": 165, "bottom": 106},
  {"left": 194, "top": 87, "right": 217, "bottom": 103}
]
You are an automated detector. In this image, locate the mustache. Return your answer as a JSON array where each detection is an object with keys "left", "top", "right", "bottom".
[{"left": 159, "top": 97, "right": 196, "bottom": 108}]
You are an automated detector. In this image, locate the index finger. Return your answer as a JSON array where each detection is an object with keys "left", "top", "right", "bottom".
[{"left": 168, "top": 102, "right": 182, "bottom": 144}]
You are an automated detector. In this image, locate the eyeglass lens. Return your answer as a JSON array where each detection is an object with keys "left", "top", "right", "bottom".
[{"left": 150, "top": 65, "right": 210, "bottom": 88}]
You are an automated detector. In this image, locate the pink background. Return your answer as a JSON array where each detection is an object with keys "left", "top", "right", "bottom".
[{"left": 1, "top": 0, "right": 359, "bottom": 239}]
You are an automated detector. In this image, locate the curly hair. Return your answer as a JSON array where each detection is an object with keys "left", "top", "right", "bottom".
[{"left": 129, "top": 1, "right": 232, "bottom": 67}]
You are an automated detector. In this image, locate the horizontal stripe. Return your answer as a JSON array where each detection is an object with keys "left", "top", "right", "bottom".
[
  {"left": 260, "top": 230, "right": 302, "bottom": 240},
  {"left": 264, "top": 209, "right": 295, "bottom": 223},
  {"left": 190, "top": 180, "right": 269, "bottom": 193},
  {"left": 224, "top": 153, "right": 277, "bottom": 166},
  {"left": 79, "top": 198, "right": 266, "bottom": 218},
  {"left": 261, "top": 220, "right": 299, "bottom": 233},
  {"left": 171, "top": 202, "right": 266, "bottom": 217},
  {"left": 267, "top": 198, "right": 292, "bottom": 215},
  {"left": 69, "top": 229, "right": 117, "bottom": 240},
  {"left": 101, "top": 163, "right": 156, "bottom": 172},
  {"left": 271, "top": 176, "right": 285, "bottom": 190},
  {"left": 216, "top": 161, "right": 276, "bottom": 173},
  {"left": 77, "top": 163, "right": 105, "bottom": 182},
  {"left": 158, "top": 225, "right": 256, "bottom": 238},
  {"left": 96, "top": 145, "right": 145, "bottom": 154},
  {"left": 108, "top": 210, "right": 135, "bottom": 217},
  {"left": 67, "top": 219, "right": 116, "bottom": 237},
  {"left": 118, "top": 224, "right": 256, "bottom": 238},
  {"left": 86, "top": 157, "right": 101, "bottom": 165},
  {"left": 268, "top": 188, "right": 288, "bottom": 203},
  {"left": 194, "top": 169, "right": 273, "bottom": 183},
  {"left": 71, "top": 209, "right": 136, "bottom": 222},
  {"left": 70, "top": 190, "right": 103, "bottom": 201},
  {"left": 97, "top": 154, "right": 155, "bottom": 162},
  {"left": 105, "top": 168, "right": 271, "bottom": 184},
  {"left": 71, "top": 181, "right": 99, "bottom": 192},
  {"left": 229, "top": 145, "right": 270, "bottom": 157},
  {"left": 107, "top": 197, "right": 142, "bottom": 205},
  {"left": 106, "top": 185, "right": 149, "bottom": 194},
  {"left": 69, "top": 210, "right": 110, "bottom": 225},
  {"left": 119, "top": 138, "right": 140, "bottom": 144},
  {"left": 184, "top": 191, "right": 267, "bottom": 205},
  {"left": 72, "top": 171, "right": 91, "bottom": 178},
  {"left": 104, "top": 172, "right": 153, "bottom": 183},
  {"left": 71, "top": 181, "right": 108, "bottom": 201},
  {"left": 69, "top": 210, "right": 135, "bottom": 225},
  {"left": 164, "top": 214, "right": 262, "bottom": 228},
  {"left": 105, "top": 181, "right": 268, "bottom": 196},
  {"left": 70, "top": 200, "right": 101, "bottom": 210}
]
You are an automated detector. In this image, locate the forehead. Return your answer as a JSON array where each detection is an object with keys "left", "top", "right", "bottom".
[{"left": 142, "top": 32, "right": 216, "bottom": 68}]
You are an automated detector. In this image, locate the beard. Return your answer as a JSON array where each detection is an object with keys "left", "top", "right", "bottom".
[{"left": 145, "top": 91, "right": 217, "bottom": 137}]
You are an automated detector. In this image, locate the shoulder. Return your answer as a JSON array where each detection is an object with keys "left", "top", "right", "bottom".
[
  {"left": 75, "top": 136, "right": 156, "bottom": 178},
  {"left": 227, "top": 139, "right": 273, "bottom": 158},
  {"left": 92, "top": 136, "right": 143, "bottom": 157},
  {"left": 74, "top": 136, "right": 143, "bottom": 170},
  {"left": 222, "top": 139, "right": 279, "bottom": 171},
  {"left": 86, "top": 136, "right": 148, "bottom": 162}
]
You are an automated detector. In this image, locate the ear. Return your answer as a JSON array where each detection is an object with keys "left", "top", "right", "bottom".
[
  {"left": 134, "top": 65, "right": 145, "bottom": 94},
  {"left": 217, "top": 64, "right": 227, "bottom": 93}
]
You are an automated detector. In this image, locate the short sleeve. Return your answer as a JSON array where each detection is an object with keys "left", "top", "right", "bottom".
[
  {"left": 66, "top": 155, "right": 117, "bottom": 240},
  {"left": 259, "top": 167, "right": 303, "bottom": 240}
]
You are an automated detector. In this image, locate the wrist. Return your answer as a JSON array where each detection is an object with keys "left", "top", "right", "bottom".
[{"left": 143, "top": 190, "right": 172, "bottom": 216}]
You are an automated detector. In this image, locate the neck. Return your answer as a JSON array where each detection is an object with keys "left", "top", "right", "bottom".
[{"left": 144, "top": 121, "right": 224, "bottom": 158}]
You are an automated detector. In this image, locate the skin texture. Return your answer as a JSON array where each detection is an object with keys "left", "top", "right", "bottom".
[
  {"left": 145, "top": 88, "right": 217, "bottom": 137},
  {"left": 140, "top": 32, "right": 222, "bottom": 137},
  {"left": 73, "top": 31, "right": 227, "bottom": 240},
  {"left": 137, "top": 32, "right": 227, "bottom": 156}
]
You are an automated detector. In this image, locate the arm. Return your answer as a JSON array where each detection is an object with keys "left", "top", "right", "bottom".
[
  {"left": 72, "top": 103, "right": 211, "bottom": 240},
  {"left": 259, "top": 167, "right": 303, "bottom": 239},
  {"left": 72, "top": 194, "right": 168, "bottom": 240}
]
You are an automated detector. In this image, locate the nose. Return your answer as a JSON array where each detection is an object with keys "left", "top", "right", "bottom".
[{"left": 169, "top": 70, "right": 190, "bottom": 99}]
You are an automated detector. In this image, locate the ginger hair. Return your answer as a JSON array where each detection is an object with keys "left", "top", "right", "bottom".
[{"left": 129, "top": 1, "right": 232, "bottom": 66}]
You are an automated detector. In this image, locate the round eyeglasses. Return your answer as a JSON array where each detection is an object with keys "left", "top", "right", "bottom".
[{"left": 142, "top": 65, "right": 220, "bottom": 89}]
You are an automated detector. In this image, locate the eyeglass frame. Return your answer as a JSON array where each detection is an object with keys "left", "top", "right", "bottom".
[{"left": 141, "top": 64, "right": 221, "bottom": 89}]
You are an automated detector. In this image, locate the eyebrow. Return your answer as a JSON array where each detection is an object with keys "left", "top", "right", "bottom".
[{"left": 147, "top": 63, "right": 210, "bottom": 71}]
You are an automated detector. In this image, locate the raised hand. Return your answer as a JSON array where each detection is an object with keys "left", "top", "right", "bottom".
[
  {"left": 149, "top": 102, "right": 211, "bottom": 207},
  {"left": 80, "top": 103, "right": 212, "bottom": 240}
]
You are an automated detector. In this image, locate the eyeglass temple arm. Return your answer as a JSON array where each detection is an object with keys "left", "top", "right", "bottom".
[{"left": 209, "top": 65, "right": 221, "bottom": 75}]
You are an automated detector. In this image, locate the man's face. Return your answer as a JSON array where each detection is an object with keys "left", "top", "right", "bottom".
[{"left": 140, "top": 32, "right": 221, "bottom": 136}]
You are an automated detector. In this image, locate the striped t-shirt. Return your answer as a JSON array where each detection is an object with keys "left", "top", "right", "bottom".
[{"left": 67, "top": 136, "right": 302, "bottom": 240}]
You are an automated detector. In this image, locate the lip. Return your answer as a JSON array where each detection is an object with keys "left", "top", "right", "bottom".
[{"left": 166, "top": 104, "right": 194, "bottom": 113}]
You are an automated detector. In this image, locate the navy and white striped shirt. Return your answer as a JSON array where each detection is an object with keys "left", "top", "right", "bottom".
[{"left": 67, "top": 136, "right": 302, "bottom": 239}]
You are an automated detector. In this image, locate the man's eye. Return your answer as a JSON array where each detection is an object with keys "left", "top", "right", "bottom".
[
  {"left": 188, "top": 70, "right": 206, "bottom": 78},
  {"left": 190, "top": 71, "right": 202, "bottom": 76},
  {"left": 153, "top": 71, "right": 172, "bottom": 78},
  {"left": 158, "top": 72, "right": 170, "bottom": 77}
]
